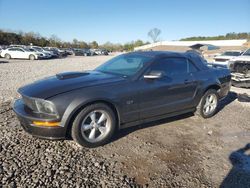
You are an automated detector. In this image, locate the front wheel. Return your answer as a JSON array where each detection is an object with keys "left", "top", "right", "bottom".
[
  {"left": 71, "top": 103, "right": 116, "bottom": 148},
  {"left": 195, "top": 89, "right": 219, "bottom": 118}
]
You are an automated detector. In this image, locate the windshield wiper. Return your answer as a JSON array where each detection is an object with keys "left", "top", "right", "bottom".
[{"left": 97, "top": 70, "right": 128, "bottom": 78}]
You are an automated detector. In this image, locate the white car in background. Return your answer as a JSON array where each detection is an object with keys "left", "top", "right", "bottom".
[
  {"left": 229, "top": 48, "right": 250, "bottom": 73},
  {"left": 213, "top": 50, "right": 242, "bottom": 67},
  {"left": 0, "top": 47, "right": 43, "bottom": 60},
  {"left": 230, "top": 48, "right": 250, "bottom": 61}
]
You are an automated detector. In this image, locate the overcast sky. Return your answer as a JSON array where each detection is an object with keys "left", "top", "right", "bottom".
[{"left": 0, "top": 0, "right": 249, "bottom": 44}]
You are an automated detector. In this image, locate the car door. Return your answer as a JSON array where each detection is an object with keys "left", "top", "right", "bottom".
[
  {"left": 18, "top": 48, "right": 28, "bottom": 59},
  {"left": 138, "top": 57, "right": 198, "bottom": 119},
  {"left": 11, "top": 48, "right": 26, "bottom": 59},
  {"left": 8, "top": 48, "right": 20, "bottom": 58}
]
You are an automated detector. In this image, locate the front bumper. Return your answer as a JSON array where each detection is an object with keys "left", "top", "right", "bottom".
[{"left": 13, "top": 99, "right": 67, "bottom": 140}]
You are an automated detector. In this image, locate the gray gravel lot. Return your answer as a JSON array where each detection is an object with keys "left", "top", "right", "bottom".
[
  {"left": 1, "top": 55, "right": 250, "bottom": 187},
  {"left": 0, "top": 55, "right": 113, "bottom": 103}
]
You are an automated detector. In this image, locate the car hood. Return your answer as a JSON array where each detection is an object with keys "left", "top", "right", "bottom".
[
  {"left": 18, "top": 70, "right": 125, "bottom": 99},
  {"left": 232, "top": 55, "right": 250, "bottom": 61},
  {"left": 214, "top": 55, "right": 235, "bottom": 60}
]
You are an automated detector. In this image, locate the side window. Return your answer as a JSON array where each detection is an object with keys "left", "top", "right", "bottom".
[
  {"left": 9, "top": 48, "right": 16, "bottom": 51},
  {"left": 150, "top": 57, "right": 188, "bottom": 76},
  {"left": 17, "top": 48, "right": 24, "bottom": 52}
]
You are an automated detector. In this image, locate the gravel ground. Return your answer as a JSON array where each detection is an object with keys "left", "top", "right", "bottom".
[{"left": 1, "top": 55, "right": 250, "bottom": 187}]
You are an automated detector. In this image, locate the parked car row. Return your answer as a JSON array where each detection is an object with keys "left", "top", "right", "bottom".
[
  {"left": 71, "top": 48, "right": 109, "bottom": 56},
  {"left": 0, "top": 45, "right": 109, "bottom": 60},
  {"left": 0, "top": 45, "right": 68, "bottom": 60},
  {"left": 1, "top": 47, "right": 44, "bottom": 60}
]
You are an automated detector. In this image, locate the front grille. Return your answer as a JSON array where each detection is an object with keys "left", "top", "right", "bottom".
[
  {"left": 214, "top": 58, "right": 229, "bottom": 62},
  {"left": 22, "top": 95, "right": 37, "bottom": 111}
]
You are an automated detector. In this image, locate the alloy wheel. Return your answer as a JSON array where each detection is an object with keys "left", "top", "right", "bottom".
[
  {"left": 81, "top": 110, "right": 111, "bottom": 143},
  {"left": 203, "top": 93, "right": 218, "bottom": 116}
]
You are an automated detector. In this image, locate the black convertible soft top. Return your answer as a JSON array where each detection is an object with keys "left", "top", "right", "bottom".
[{"left": 128, "top": 51, "right": 209, "bottom": 70}]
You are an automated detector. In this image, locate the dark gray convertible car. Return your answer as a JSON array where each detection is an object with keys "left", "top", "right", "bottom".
[{"left": 13, "top": 51, "right": 231, "bottom": 147}]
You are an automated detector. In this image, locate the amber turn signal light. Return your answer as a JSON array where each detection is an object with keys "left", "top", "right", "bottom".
[{"left": 32, "top": 121, "right": 60, "bottom": 127}]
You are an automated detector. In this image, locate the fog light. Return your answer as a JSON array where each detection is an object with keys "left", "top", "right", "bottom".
[{"left": 32, "top": 121, "right": 60, "bottom": 127}]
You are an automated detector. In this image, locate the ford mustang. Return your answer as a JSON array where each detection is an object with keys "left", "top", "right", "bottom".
[{"left": 13, "top": 51, "right": 231, "bottom": 147}]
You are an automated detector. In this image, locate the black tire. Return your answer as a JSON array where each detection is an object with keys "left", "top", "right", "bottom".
[
  {"left": 71, "top": 103, "right": 116, "bottom": 148},
  {"left": 5, "top": 54, "right": 11, "bottom": 59},
  {"left": 195, "top": 89, "right": 219, "bottom": 118},
  {"left": 29, "top": 55, "right": 35, "bottom": 60}
]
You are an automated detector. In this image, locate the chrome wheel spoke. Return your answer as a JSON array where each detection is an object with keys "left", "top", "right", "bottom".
[
  {"left": 82, "top": 124, "right": 92, "bottom": 131},
  {"left": 90, "top": 112, "right": 96, "bottom": 122},
  {"left": 89, "top": 128, "right": 96, "bottom": 139},
  {"left": 205, "top": 106, "right": 210, "bottom": 113},
  {"left": 206, "top": 97, "right": 210, "bottom": 104},
  {"left": 98, "top": 126, "right": 107, "bottom": 135},
  {"left": 97, "top": 113, "right": 106, "bottom": 124},
  {"left": 209, "top": 95, "right": 213, "bottom": 102}
]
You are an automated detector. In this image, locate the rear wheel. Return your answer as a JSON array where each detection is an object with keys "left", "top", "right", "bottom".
[
  {"left": 195, "top": 89, "right": 219, "bottom": 118},
  {"left": 29, "top": 55, "right": 35, "bottom": 60},
  {"left": 5, "top": 54, "right": 11, "bottom": 59},
  {"left": 71, "top": 103, "right": 116, "bottom": 148}
]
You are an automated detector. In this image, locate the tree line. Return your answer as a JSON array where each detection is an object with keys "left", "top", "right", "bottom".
[
  {"left": 0, "top": 30, "right": 149, "bottom": 51},
  {"left": 2, "top": 29, "right": 248, "bottom": 51},
  {"left": 180, "top": 32, "right": 250, "bottom": 41}
]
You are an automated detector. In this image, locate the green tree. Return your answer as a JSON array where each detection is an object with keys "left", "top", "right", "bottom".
[
  {"left": 134, "top": 40, "right": 144, "bottom": 47},
  {"left": 89, "top": 41, "right": 98, "bottom": 49},
  {"left": 79, "top": 41, "right": 89, "bottom": 48}
]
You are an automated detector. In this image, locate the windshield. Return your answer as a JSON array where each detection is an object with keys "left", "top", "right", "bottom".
[
  {"left": 96, "top": 54, "right": 153, "bottom": 77},
  {"left": 221, "top": 51, "right": 241, "bottom": 56},
  {"left": 243, "top": 49, "right": 250, "bottom": 56}
]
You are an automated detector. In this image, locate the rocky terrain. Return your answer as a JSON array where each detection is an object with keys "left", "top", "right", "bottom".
[{"left": 1, "top": 56, "right": 250, "bottom": 187}]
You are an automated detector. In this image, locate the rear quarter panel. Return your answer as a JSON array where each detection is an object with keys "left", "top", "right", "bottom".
[{"left": 191, "top": 68, "right": 223, "bottom": 106}]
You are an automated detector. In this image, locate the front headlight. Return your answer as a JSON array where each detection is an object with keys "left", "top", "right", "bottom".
[{"left": 34, "top": 99, "right": 58, "bottom": 115}]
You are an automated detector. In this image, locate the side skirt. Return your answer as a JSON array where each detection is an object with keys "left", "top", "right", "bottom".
[{"left": 120, "top": 108, "right": 196, "bottom": 129}]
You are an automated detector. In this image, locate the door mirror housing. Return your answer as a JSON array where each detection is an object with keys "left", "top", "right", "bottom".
[{"left": 144, "top": 71, "right": 163, "bottom": 79}]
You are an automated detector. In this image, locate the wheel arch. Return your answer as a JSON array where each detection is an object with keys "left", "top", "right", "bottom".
[
  {"left": 204, "top": 84, "right": 221, "bottom": 94},
  {"left": 63, "top": 99, "right": 121, "bottom": 138},
  {"left": 5, "top": 53, "right": 11, "bottom": 58},
  {"left": 194, "top": 83, "right": 221, "bottom": 107},
  {"left": 29, "top": 54, "right": 36, "bottom": 59}
]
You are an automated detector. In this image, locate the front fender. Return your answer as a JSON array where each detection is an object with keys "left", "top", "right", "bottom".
[{"left": 49, "top": 88, "right": 121, "bottom": 129}]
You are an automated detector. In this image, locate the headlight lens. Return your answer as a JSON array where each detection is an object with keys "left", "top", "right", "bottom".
[{"left": 35, "top": 99, "right": 58, "bottom": 115}]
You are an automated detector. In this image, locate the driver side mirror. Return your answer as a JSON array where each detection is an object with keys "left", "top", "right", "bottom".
[{"left": 144, "top": 71, "right": 163, "bottom": 79}]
